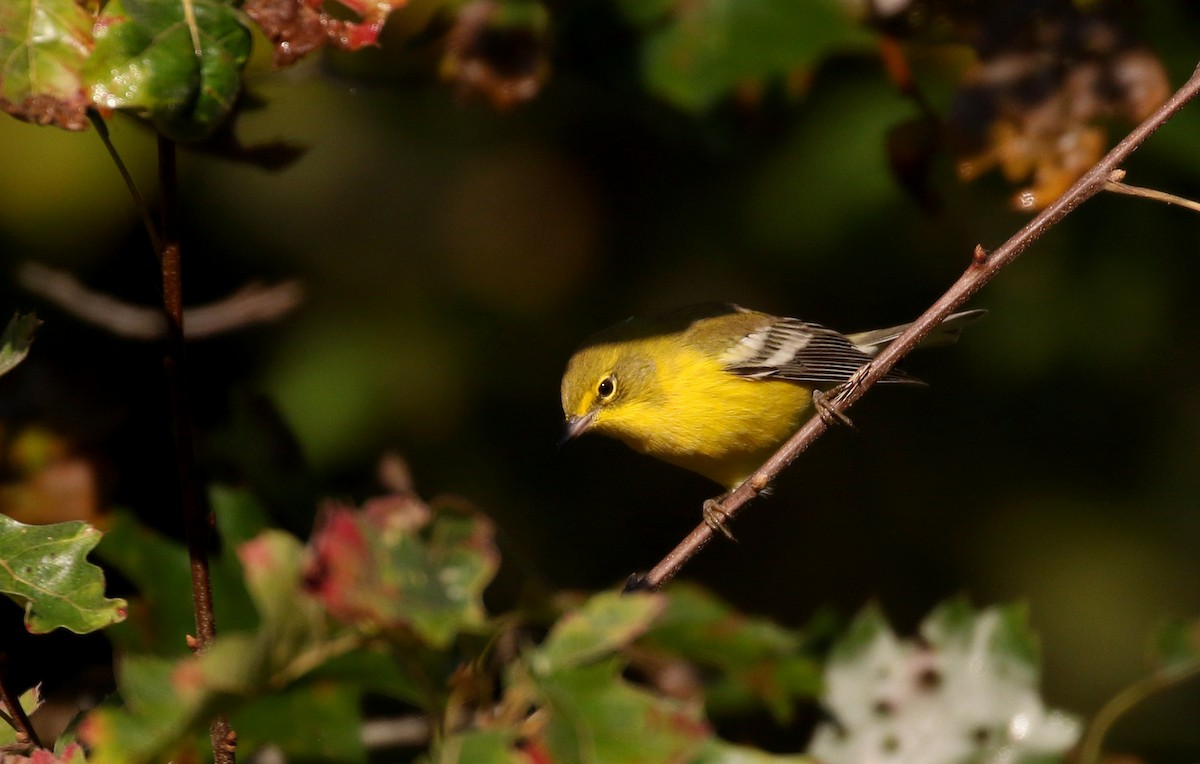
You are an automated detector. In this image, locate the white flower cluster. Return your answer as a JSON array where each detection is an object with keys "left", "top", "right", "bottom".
[{"left": 808, "top": 603, "right": 1080, "bottom": 764}]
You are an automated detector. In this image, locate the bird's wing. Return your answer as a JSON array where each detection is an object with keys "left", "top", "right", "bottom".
[{"left": 720, "top": 318, "right": 919, "bottom": 384}]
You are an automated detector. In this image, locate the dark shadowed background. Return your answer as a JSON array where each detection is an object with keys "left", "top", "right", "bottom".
[{"left": 3, "top": 1, "right": 1200, "bottom": 757}]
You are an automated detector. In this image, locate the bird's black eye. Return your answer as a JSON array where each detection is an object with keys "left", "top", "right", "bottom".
[{"left": 597, "top": 376, "right": 615, "bottom": 399}]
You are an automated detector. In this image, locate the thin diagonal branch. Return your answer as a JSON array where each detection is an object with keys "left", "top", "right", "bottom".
[{"left": 631, "top": 60, "right": 1200, "bottom": 592}]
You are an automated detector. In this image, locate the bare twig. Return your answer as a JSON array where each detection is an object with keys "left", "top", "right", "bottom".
[
  {"left": 155, "top": 136, "right": 236, "bottom": 764},
  {"left": 18, "top": 262, "right": 303, "bottom": 340},
  {"left": 0, "top": 654, "right": 41, "bottom": 750},
  {"left": 181, "top": 0, "right": 203, "bottom": 56},
  {"left": 361, "top": 716, "right": 433, "bottom": 749},
  {"left": 1078, "top": 660, "right": 1200, "bottom": 764},
  {"left": 631, "top": 61, "right": 1200, "bottom": 592},
  {"left": 1105, "top": 176, "right": 1200, "bottom": 214}
]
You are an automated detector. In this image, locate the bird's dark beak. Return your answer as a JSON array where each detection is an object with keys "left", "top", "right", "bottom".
[{"left": 559, "top": 411, "right": 596, "bottom": 447}]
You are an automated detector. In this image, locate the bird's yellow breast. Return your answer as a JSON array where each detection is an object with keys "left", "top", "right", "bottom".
[
  {"left": 589, "top": 340, "right": 813, "bottom": 490},
  {"left": 563, "top": 303, "right": 981, "bottom": 491}
]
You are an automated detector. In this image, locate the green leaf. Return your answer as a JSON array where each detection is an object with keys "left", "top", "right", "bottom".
[
  {"left": 694, "top": 740, "right": 814, "bottom": 763},
  {"left": 827, "top": 602, "right": 891, "bottom": 664},
  {"left": 615, "top": 0, "right": 676, "bottom": 28},
  {"left": 432, "top": 729, "right": 524, "bottom": 764},
  {"left": 79, "top": 655, "right": 199, "bottom": 764},
  {"left": 535, "top": 660, "right": 710, "bottom": 764},
  {"left": 1151, "top": 617, "right": 1200, "bottom": 675},
  {"left": 200, "top": 530, "right": 333, "bottom": 693},
  {"left": 530, "top": 591, "right": 665, "bottom": 674},
  {"left": 0, "top": 514, "right": 127, "bottom": 634},
  {"left": 923, "top": 597, "right": 1040, "bottom": 671},
  {"left": 0, "top": 687, "right": 39, "bottom": 746},
  {"left": 209, "top": 484, "right": 272, "bottom": 545},
  {"left": 651, "top": 584, "right": 799, "bottom": 662},
  {"left": 52, "top": 743, "right": 90, "bottom": 764},
  {"left": 233, "top": 681, "right": 367, "bottom": 763},
  {"left": 95, "top": 512, "right": 203, "bottom": 653},
  {"left": 305, "top": 644, "right": 427, "bottom": 706},
  {"left": 634, "top": 0, "right": 871, "bottom": 112},
  {"left": 642, "top": 584, "right": 820, "bottom": 722},
  {"left": 0, "top": 312, "right": 39, "bottom": 378},
  {"left": 238, "top": 530, "right": 320, "bottom": 638},
  {"left": 83, "top": 530, "right": 362, "bottom": 763},
  {"left": 84, "top": 0, "right": 251, "bottom": 141},
  {"left": 306, "top": 495, "right": 500, "bottom": 646},
  {"left": 96, "top": 502, "right": 259, "bottom": 655},
  {"left": 0, "top": 0, "right": 93, "bottom": 129}
]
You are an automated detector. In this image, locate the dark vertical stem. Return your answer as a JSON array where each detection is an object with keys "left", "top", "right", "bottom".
[
  {"left": 156, "top": 136, "right": 236, "bottom": 764},
  {"left": 0, "top": 654, "right": 42, "bottom": 750}
]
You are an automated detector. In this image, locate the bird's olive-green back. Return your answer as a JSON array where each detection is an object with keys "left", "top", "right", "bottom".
[{"left": 560, "top": 304, "right": 771, "bottom": 420}]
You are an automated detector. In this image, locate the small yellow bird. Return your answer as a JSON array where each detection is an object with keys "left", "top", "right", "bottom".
[{"left": 560, "top": 303, "right": 982, "bottom": 492}]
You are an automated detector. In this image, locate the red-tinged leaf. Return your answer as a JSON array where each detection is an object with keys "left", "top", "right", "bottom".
[
  {"left": 229, "top": 531, "right": 332, "bottom": 688},
  {"left": 243, "top": 0, "right": 406, "bottom": 67},
  {"left": 302, "top": 507, "right": 373, "bottom": 618},
  {"left": 0, "top": 0, "right": 94, "bottom": 129},
  {"left": 238, "top": 528, "right": 302, "bottom": 581},
  {"left": 7, "top": 743, "right": 89, "bottom": 764},
  {"left": 82, "top": 533, "right": 355, "bottom": 764},
  {"left": 304, "top": 493, "right": 498, "bottom": 646},
  {"left": 520, "top": 738, "right": 553, "bottom": 764}
]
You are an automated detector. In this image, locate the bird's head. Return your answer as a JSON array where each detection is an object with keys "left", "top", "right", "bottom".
[{"left": 559, "top": 340, "right": 660, "bottom": 446}]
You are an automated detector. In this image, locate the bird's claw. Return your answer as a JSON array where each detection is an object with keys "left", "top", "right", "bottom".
[
  {"left": 813, "top": 387, "right": 855, "bottom": 429},
  {"left": 702, "top": 499, "right": 737, "bottom": 541}
]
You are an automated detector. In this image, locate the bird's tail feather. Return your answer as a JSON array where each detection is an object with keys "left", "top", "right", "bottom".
[{"left": 848, "top": 309, "right": 986, "bottom": 355}]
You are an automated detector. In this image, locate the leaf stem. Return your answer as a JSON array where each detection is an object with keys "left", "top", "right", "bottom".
[
  {"left": 270, "top": 632, "right": 366, "bottom": 688},
  {"left": 88, "top": 111, "right": 164, "bottom": 258},
  {"left": 631, "top": 60, "right": 1200, "bottom": 591}
]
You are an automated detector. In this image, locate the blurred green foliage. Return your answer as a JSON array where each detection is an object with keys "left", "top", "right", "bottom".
[
  {"left": 2, "top": 0, "right": 1200, "bottom": 759},
  {"left": 70, "top": 490, "right": 829, "bottom": 762}
]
